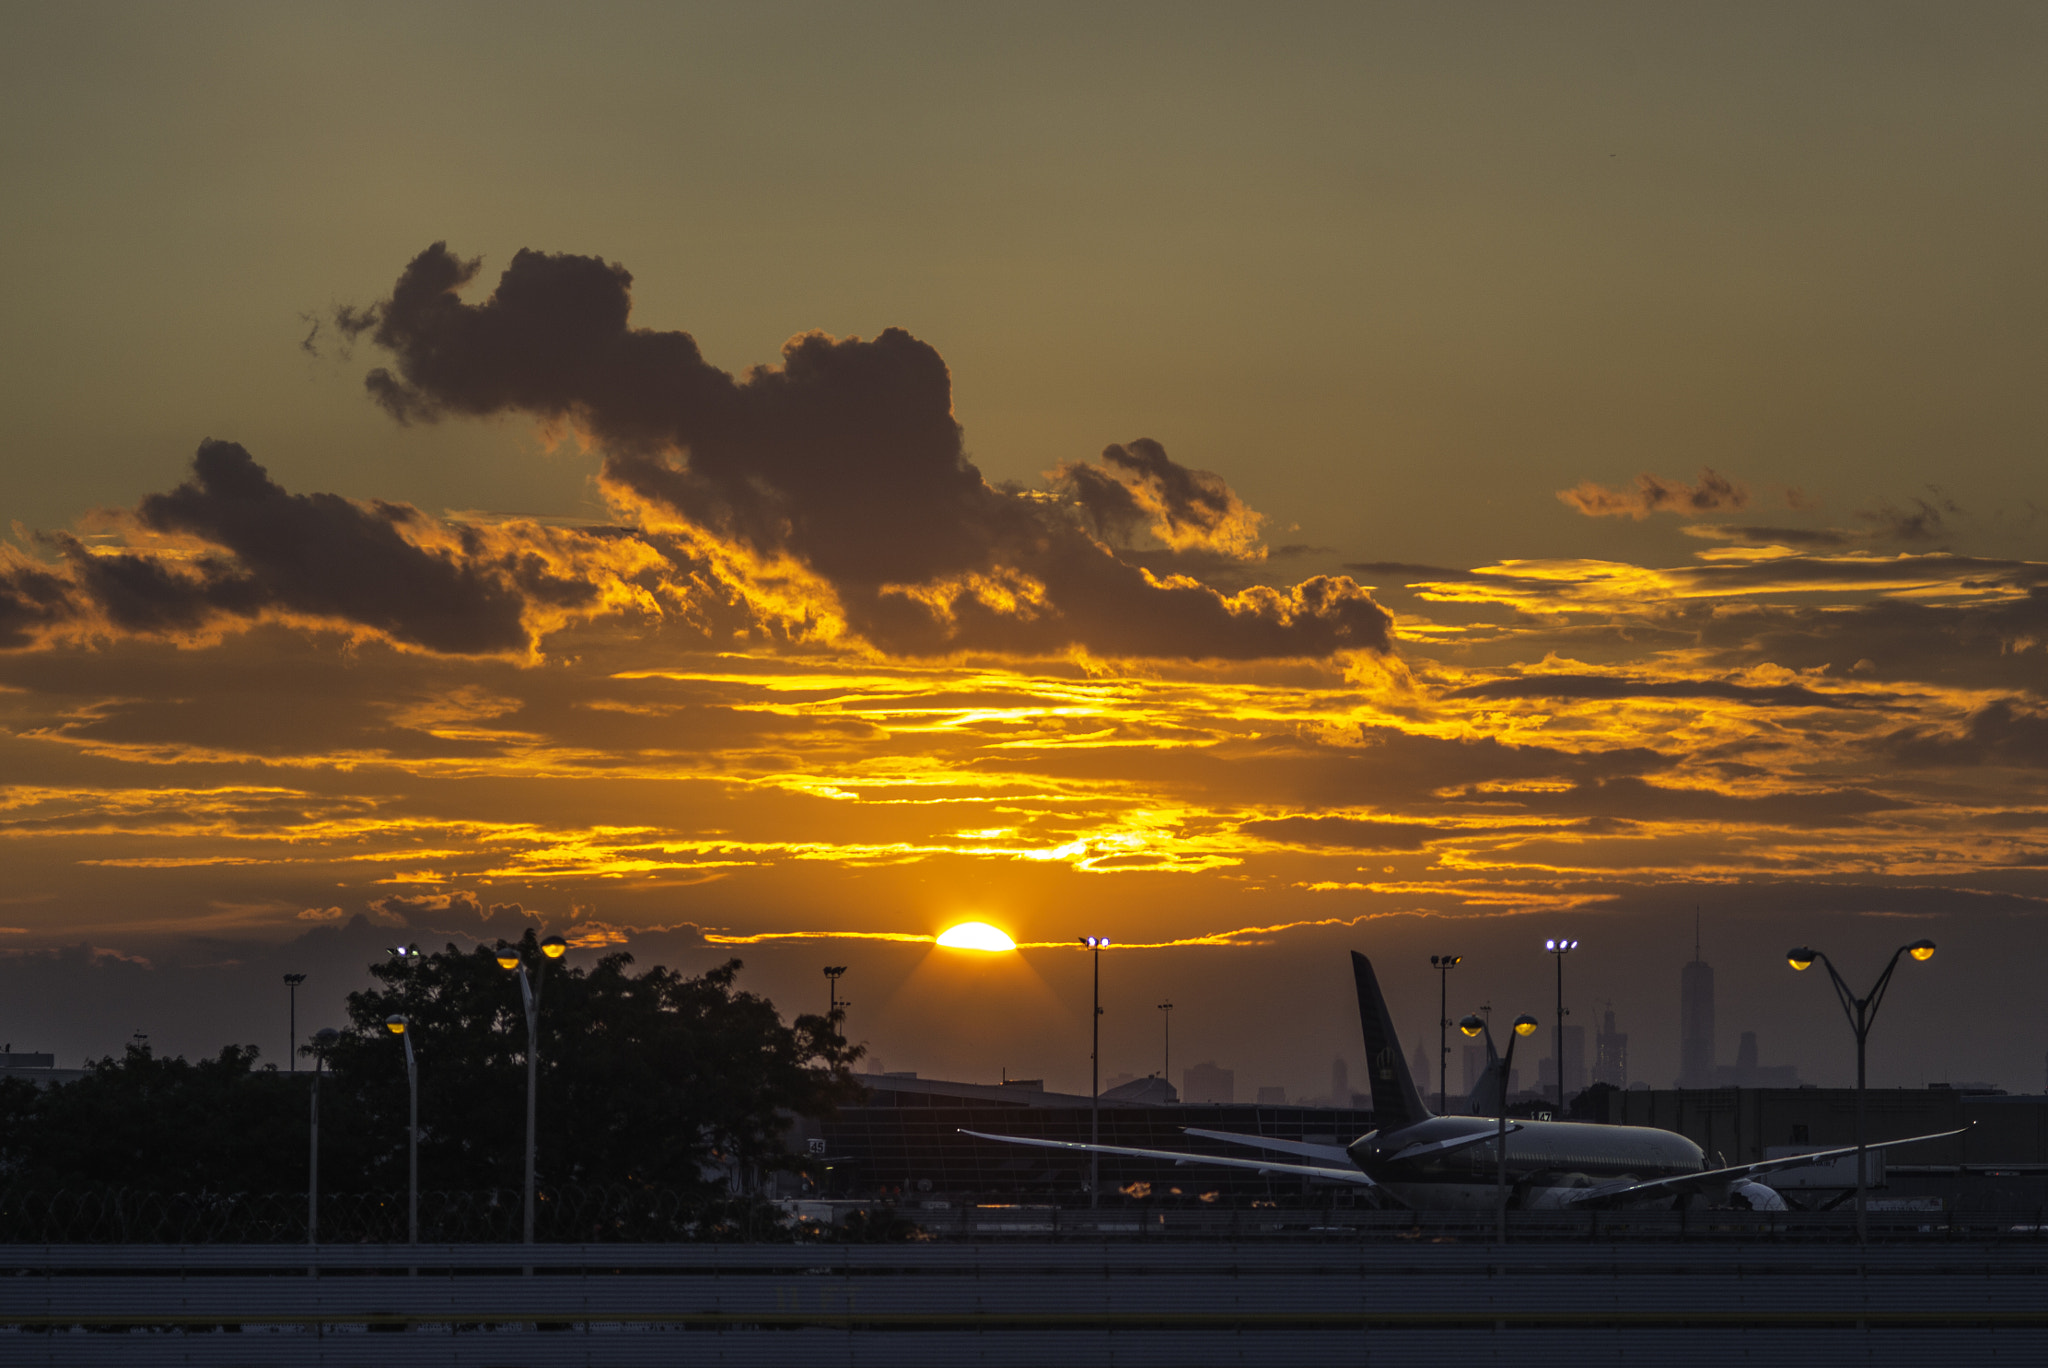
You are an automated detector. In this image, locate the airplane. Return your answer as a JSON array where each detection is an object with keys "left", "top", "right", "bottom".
[{"left": 964, "top": 952, "right": 1964, "bottom": 1212}]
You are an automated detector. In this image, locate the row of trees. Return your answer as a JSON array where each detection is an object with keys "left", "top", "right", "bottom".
[{"left": 0, "top": 939, "right": 862, "bottom": 1197}]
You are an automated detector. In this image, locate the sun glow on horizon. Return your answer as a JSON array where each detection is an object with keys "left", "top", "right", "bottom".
[{"left": 935, "top": 921, "right": 1017, "bottom": 952}]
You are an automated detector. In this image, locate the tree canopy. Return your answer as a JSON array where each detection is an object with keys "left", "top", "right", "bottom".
[{"left": 0, "top": 941, "right": 860, "bottom": 1199}]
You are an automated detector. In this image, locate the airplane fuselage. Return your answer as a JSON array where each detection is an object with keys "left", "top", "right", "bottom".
[{"left": 1350, "top": 1114, "right": 1705, "bottom": 1210}]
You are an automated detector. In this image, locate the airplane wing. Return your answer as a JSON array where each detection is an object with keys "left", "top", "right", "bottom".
[
  {"left": 958, "top": 1129, "right": 1378, "bottom": 1186},
  {"left": 1564, "top": 1125, "right": 1971, "bottom": 1209},
  {"left": 1381, "top": 1125, "right": 1521, "bottom": 1165},
  {"left": 1181, "top": 1128, "right": 1355, "bottom": 1165}
]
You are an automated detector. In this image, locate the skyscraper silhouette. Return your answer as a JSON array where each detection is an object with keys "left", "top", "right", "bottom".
[{"left": 1679, "top": 910, "right": 1715, "bottom": 1088}]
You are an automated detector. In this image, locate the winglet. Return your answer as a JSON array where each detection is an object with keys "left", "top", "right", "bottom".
[{"left": 1351, "top": 952, "right": 1430, "bottom": 1127}]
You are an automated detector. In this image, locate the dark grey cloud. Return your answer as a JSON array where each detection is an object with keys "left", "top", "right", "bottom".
[
  {"left": 0, "top": 561, "right": 75, "bottom": 649},
  {"left": 1236, "top": 815, "right": 1447, "bottom": 851},
  {"left": 1341, "top": 561, "right": 1468, "bottom": 581},
  {"left": 1858, "top": 491, "right": 1962, "bottom": 543},
  {"left": 340, "top": 243, "right": 1392, "bottom": 661},
  {"left": 1443, "top": 673, "right": 1895, "bottom": 710},
  {"left": 1463, "top": 775, "right": 1906, "bottom": 828},
  {"left": 1882, "top": 699, "right": 2048, "bottom": 769},
  {"left": 1559, "top": 468, "right": 1749, "bottom": 519},
  {"left": 135, "top": 440, "right": 535, "bottom": 655},
  {"left": 1692, "top": 525, "right": 1854, "bottom": 548}
]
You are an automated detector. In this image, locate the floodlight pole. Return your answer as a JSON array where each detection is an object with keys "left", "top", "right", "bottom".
[
  {"left": 1546, "top": 939, "right": 1577, "bottom": 1114},
  {"left": 1430, "top": 956, "right": 1459, "bottom": 1113},
  {"left": 307, "top": 1030, "right": 333, "bottom": 1247},
  {"left": 1787, "top": 942, "right": 1933, "bottom": 1245},
  {"left": 283, "top": 974, "right": 306, "bottom": 1072},
  {"left": 1081, "top": 937, "right": 1108, "bottom": 1208},
  {"left": 1158, "top": 1001, "right": 1173, "bottom": 1086}
]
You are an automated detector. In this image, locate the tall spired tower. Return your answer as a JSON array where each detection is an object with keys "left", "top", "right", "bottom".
[{"left": 1678, "top": 909, "right": 1715, "bottom": 1089}]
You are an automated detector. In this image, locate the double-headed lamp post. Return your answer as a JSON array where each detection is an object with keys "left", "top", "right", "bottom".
[
  {"left": 384, "top": 1015, "right": 417, "bottom": 1244},
  {"left": 1081, "top": 936, "right": 1109, "bottom": 1209},
  {"left": 1430, "top": 955, "right": 1461, "bottom": 1113},
  {"left": 307, "top": 1027, "right": 337, "bottom": 1246},
  {"left": 1786, "top": 938, "right": 1936, "bottom": 1244},
  {"left": 1544, "top": 938, "right": 1578, "bottom": 1114},
  {"left": 1461, "top": 1012, "right": 1538, "bottom": 1244},
  {"left": 497, "top": 933, "right": 568, "bottom": 1246}
]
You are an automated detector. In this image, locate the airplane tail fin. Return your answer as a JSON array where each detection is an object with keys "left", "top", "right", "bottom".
[{"left": 1350, "top": 952, "right": 1431, "bottom": 1128}]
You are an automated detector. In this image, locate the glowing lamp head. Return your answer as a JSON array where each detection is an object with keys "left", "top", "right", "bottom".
[
  {"left": 1458, "top": 1015, "right": 1485, "bottom": 1038},
  {"left": 1787, "top": 947, "right": 1815, "bottom": 971},
  {"left": 1908, "top": 939, "right": 1936, "bottom": 962},
  {"left": 494, "top": 945, "right": 520, "bottom": 971},
  {"left": 1512, "top": 1015, "right": 1539, "bottom": 1037},
  {"left": 540, "top": 934, "right": 568, "bottom": 959},
  {"left": 936, "top": 922, "right": 1017, "bottom": 953},
  {"left": 1082, "top": 935, "right": 1110, "bottom": 949},
  {"left": 384, "top": 1015, "right": 408, "bottom": 1036},
  {"left": 1546, "top": 938, "right": 1578, "bottom": 954},
  {"left": 1433, "top": 954, "right": 1462, "bottom": 969}
]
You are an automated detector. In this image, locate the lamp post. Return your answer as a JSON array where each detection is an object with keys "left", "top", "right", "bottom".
[
  {"left": 1462, "top": 1012, "right": 1538, "bottom": 1244},
  {"left": 1786, "top": 938, "right": 1936, "bottom": 1244},
  {"left": 824, "top": 966, "right": 848, "bottom": 1019},
  {"left": 497, "top": 934, "right": 568, "bottom": 1246},
  {"left": 1544, "top": 939, "right": 1577, "bottom": 1114},
  {"left": 1429, "top": 955, "right": 1461, "bottom": 1113},
  {"left": 385, "top": 1015, "right": 417, "bottom": 1244},
  {"left": 1157, "top": 1001, "right": 1173, "bottom": 1088},
  {"left": 307, "top": 1027, "right": 337, "bottom": 1245},
  {"left": 283, "top": 974, "right": 306, "bottom": 1072},
  {"left": 1081, "top": 936, "right": 1109, "bottom": 1209}
]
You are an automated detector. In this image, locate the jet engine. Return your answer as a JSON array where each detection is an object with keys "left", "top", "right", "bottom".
[{"left": 1726, "top": 1180, "right": 1788, "bottom": 1211}]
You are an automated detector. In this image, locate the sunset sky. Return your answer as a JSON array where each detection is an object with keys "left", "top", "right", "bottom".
[{"left": 4, "top": 3, "right": 2047, "bottom": 1099}]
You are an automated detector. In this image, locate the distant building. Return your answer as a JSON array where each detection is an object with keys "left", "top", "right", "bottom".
[
  {"left": 1100, "top": 1075, "right": 1177, "bottom": 1104},
  {"left": 1256, "top": 1085, "right": 1286, "bottom": 1105},
  {"left": 1711, "top": 1031, "right": 1800, "bottom": 1088},
  {"left": 1539, "top": 1024, "right": 1587, "bottom": 1098},
  {"left": 1594, "top": 1005, "right": 1629, "bottom": 1089},
  {"left": 1679, "top": 955, "right": 1716, "bottom": 1089},
  {"left": 1462, "top": 1042, "right": 1488, "bottom": 1099},
  {"left": 1409, "top": 1041, "right": 1433, "bottom": 1096},
  {"left": 1182, "top": 1061, "right": 1234, "bottom": 1104}
]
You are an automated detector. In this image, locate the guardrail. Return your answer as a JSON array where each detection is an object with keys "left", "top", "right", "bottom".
[{"left": 1, "top": 1241, "right": 2046, "bottom": 1367}]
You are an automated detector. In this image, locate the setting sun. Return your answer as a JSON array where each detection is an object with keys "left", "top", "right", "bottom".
[{"left": 935, "top": 922, "right": 1018, "bottom": 953}]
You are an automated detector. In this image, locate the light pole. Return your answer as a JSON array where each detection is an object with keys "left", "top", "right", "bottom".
[
  {"left": 1081, "top": 936, "right": 1109, "bottom": 1209},
  {"left": 1430, "top": 955, "right": 1461, "bottom": 1113},
  {"left": 283, "top": 974, "right": 306, "bottom": 1072},
  {"left": 1544, "top": 938, "right": 1577, "bottom": 1114},
  {"left": 308, "top": 1027, "right": 337, "bottom": 1245},
  {"left": 824, "top": 966, "right": 848, "bottom": 1019},
  {"left": 1461, "top": 1011, "right": 1537, "bottom": 1244},
  {"left": 1157, "top": 1001, "right": 1173, "bottom": 1087},
  {"left": 1786, "top": 938, "right": 1936, "bottom": 1244},
  {"left": 385, "top": 1014, "right": 417, "bottom": 1244},
  {"left": 496, "top": 933, "right": 568, "bottom": 1247}
]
